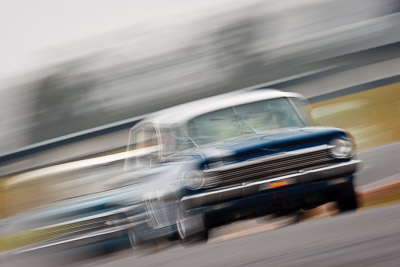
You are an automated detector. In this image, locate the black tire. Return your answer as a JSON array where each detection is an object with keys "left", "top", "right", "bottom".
[
  {"left": 179, "top": 228, "right": 208, "bottom": 246},
  {"left": 176, "top": 205, "right": 208, "bottom": 246},
  {"left": 336, "top": 182, "right": 358, "bottom": 212}
]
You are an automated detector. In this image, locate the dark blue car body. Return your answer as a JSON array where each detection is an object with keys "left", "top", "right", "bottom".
[{"left": 121, "top": 90, "right": 361, "bottom": 243}]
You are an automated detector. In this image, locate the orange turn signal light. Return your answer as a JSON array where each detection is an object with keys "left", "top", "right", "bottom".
[{"left": 269, "top": 180, "right": 289, "bottom": 188}]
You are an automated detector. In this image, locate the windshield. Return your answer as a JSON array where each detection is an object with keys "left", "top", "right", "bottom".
[{"left": 187, "top": 97, "right": 305, "bottom": 145}]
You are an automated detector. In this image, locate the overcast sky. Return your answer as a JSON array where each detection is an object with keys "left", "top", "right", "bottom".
[
  {"left": 0, "top": 0, "right": 256, "bottom": 85},
  {"left": 0, "top": 0, "right": 383, "bottom": 86}
]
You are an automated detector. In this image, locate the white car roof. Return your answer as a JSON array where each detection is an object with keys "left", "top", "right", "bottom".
[{"left": 139, "top": 89, "right": 303, "bottom": 126}]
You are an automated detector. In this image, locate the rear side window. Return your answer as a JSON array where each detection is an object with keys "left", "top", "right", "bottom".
[
  {"left": 125, "top": 125, "right": 159, "bottom": 170},
  {"left": 134, "top": 127, "right": 158, "bottom": 149}
]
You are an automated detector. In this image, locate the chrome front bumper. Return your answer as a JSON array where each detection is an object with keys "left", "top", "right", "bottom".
[{"left": 181, "top": 160, "right": 362, "bottom": 209}]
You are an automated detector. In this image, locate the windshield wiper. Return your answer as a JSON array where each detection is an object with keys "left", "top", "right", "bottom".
[{"left": 231, "top": 107, "right": 258, "bottom": 134}]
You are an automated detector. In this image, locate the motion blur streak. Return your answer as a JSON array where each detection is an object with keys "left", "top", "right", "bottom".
[
  {"left": 5, "top": 145, "right": 160, "bottom": 187},
  {"left": 1, "top": 0, "right": 400, "bottom": 267}
]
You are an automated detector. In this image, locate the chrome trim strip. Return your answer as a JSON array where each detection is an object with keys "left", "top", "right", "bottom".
[
  {"left": 181, "top": 160, "right": 361, "bottom": 207},
  {"left": 34, "top": 204, "right": 143, "bottom": 231},
  {"left": 204, "top": 144, "right": 334, "bottom": 173}
]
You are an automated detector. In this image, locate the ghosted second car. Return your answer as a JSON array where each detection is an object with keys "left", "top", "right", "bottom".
[{"left": 115, "top": 89, "right": 361, "bottom": 246}]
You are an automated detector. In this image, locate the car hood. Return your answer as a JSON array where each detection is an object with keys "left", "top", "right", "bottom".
[{"left": 195, "top": 127, "right": 347, "bottom": 165}]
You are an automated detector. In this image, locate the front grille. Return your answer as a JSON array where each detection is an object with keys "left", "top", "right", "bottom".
[{"left": 204, "top": 146, "right": 336, "bottom": 187}]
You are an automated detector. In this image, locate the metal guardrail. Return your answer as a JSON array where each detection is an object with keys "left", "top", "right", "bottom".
[{"left": 0, "top": 115, "right": 146, "bottom": 164}]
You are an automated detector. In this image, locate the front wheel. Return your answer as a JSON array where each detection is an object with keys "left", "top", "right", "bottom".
[
  {"left": 176, "top": 204, "right": 208, "bottom": 246},
  {"left": 335, "top": 182, "right": 358, "bottom": 212}
]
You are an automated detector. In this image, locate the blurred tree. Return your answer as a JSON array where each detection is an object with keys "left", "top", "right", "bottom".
[
  {"left": 30, "top": 61, "right": 99, "bottom": 143},
  {"left": 211, "top": 12, "right": 267, "bottom": 90}
]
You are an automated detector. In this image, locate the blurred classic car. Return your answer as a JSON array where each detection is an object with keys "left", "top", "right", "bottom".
[
  {"left": 10, "top": 89, "right": 361, "bottom": 257},
  {"left": 119, "top": 89, "right": 361, "bottom": 245}
]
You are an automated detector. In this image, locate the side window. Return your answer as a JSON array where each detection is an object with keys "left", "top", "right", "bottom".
[
  {"left": 134, "top": 127, "right": 158, "bottom": 149},
  {"left": 125, "top": 125, "right": 159, "bottom": 170}
]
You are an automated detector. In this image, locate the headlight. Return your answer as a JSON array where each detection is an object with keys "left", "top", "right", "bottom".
[
  {"left": 182, "top": 170, "right": 205, "bottom": 190},
  {"left": 329, "top": 138, "right": 353, "bottom": 158}
]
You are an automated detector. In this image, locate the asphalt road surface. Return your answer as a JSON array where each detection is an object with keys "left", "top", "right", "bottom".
[
  {"left": 3, "top": 142, "right": 400, "bottom": 267},
  {"left": 84, "top": 202, "right": 400, "bottom": 267},
  {"left": 356, "top": 141, "right": 400, "bottom": 187}
]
